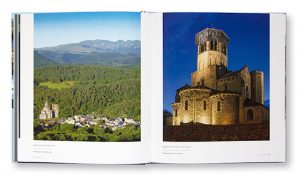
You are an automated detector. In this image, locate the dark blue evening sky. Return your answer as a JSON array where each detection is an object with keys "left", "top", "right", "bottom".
[{"left": 163, "top": 13, "right": 270, "bottom": 111}]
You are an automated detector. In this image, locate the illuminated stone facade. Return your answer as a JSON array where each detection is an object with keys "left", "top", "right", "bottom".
[{"left": 172, "top": 28, "right": 269, "bottom": 125}]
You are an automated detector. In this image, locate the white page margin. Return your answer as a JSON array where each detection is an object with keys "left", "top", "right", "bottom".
[
  {"left": 150, "top": 13, "right": 286, "bottom": 163},
  {"left": 17, "top": 12, "right": 150, "bottom": 164}
]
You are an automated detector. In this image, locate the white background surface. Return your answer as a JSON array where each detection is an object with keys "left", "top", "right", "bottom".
[{"left": 0, "top": 0, "right": 299, "bottom": 177}]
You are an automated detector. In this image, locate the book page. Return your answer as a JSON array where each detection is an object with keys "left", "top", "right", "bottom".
[
  {"left": 150, "top": 12, "right": 286, "bottom": 163},
  {"left": 16, "top": 12, "right": 150, "bottom": 164}
]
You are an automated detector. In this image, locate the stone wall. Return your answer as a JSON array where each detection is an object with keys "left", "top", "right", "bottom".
[
  {"left": 192, "top": 67, "right": 217, "bottom": 89},
  {"left": 217, "top": 74, "right": 242, "bottom": 93},
  {"left": 182, "top": 89, "right": 210, "bottom": 124},
  {"left": 250, "top": 71, "right": 264, "bottom": 104},
  {"left": 210, "top": 93, "right": 240, "bottom": 125},
  {"left": 172, "top": 102, "right": 181, "bottom": 125},
  {"left": 172, "top": 88, "right": 211, "bottom": 125},
  {"left": 163, "top": 122, "right": 270, "bottom": 141},
  {"left": 197, "top": 50, "right": 228, "bottom": 71},
  {"left": 192, "top": 50, "right": 228, "bottom": 89},
  {"left": 194, "top": 90, "right": 211, "bottom": 124},
  {"left": 239, "top": 66, "right": 252, "bottom": 99},
  {"left": 242, "top": 105, "right": 269, "bottom": 124}
]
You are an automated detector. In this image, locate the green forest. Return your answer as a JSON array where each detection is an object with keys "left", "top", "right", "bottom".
[{"left": 34, "top": 64, "right": 141, "bottom": 121}]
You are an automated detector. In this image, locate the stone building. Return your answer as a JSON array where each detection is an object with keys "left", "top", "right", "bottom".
[
  {"left": 172, "top": 28, "right": 269, "bottom": 126},
  {"left": 39, "top": 100, "right": 59, "bottom": 119}
]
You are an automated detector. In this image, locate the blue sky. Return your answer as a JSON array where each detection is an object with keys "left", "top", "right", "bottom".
[
  {"left": 34, "top": 12, "right": 141, "bottom": 48},
  {"left": 163, "top": 13, "right": 270, "bottom": 111}
]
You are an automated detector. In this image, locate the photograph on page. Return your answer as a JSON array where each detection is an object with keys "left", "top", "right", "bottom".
[
  {"left": 33, "top": 12, "right": 142, "bottom": 142},
  {"left": 163, "top": 13, "right": 270, "bottom": 142}
]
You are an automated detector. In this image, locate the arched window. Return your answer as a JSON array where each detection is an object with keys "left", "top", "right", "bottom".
[
  {"left": 201, "top": 44, "right": 205, "bottom": 52},
  {"left": 214, "top": 41, "right": 217, "bottom": 50},
  {"left": 223, "top": 46, "right": 227, "bottom": 55},
  {"left": 203, "top": 101, "right": 206, "bottom": 111},
  {"left": 247, "top": 109, "right": 254, "bottom": 121},
  {"left": 201, "top": 79, "right": 205, "bottom": 86},
  {"left": 199, "top": 45, "right": 201, "bottom": 53},
  {"left": 207, "top": 41, "right": 211, "bottom": 50},
  {"left": 217, "top": 101, "right": 221, "bottom": 111},
  {"left": 52, "top": 111, "right": 56, "bottom": 118},
  {"left": 185, "top": 100, "right": 188, "bottom": 110},
  {"left": 174, "top": 109, "right": 177, "bottom": 117}
]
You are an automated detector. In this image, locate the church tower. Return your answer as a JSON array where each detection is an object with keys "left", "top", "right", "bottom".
[
  {"left": 191, "top": 28, "right": 229, "bottom": 89},
  {"left": 250, "top": 71, "right": 264, "bottom": 104},
  {"left": 51, "top": 104, "right": 59, "bottom": 118},
  {"left": 45, "top": 100, "right": 49, "bottom": 109}
]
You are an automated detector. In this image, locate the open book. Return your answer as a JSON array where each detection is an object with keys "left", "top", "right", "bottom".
[{"left": 12, "top": 12, "right": 286, "bottom": 164}]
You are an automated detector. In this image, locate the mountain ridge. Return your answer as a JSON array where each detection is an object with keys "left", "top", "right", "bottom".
[
  {"left": 36, "top": 39, "right": 141, "bottom": 54},
  {"left": 34, "top": 39, "right": 141, "bottom": 67}
]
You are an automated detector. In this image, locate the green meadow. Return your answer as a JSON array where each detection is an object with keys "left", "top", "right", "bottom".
[{"left": 39, "top": 81, "right": 75, "bottom": 90}]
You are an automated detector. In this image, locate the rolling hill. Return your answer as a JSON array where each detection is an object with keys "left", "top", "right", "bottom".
[{"left": 34, "top": 51, "right": 58, "bottom": 67}]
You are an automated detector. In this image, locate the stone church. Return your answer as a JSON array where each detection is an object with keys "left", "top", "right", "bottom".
[
  {"left": 39, "top": 100, "right": 59, "bottom": 119},
  {"left": 172, "top": 28, "right": 269, "bottom": 125}
]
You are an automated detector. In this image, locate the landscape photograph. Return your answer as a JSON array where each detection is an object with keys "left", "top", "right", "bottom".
[
  {"left": 163, "top": 13, "right": 270, "bottom": 142},
  {"left": 33, "top": 12, "right": 141, "bottom": 142}
]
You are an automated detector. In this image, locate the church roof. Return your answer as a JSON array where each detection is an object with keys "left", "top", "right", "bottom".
[
  {"left": 176, "top": 84, "right": 212, "bottom": 92},
  {"left": 176, "top": 84, "right": 240, "bottom": 97},
  {"left": 176, "top": 84, "right": 191, "bottom": 91},
  {"left": 244, "top": 98, "right": 269, "bottom": 109},
  {"left": 190, "top": 85, "right": 212, "bottom": 90},
  {"left": 218, "top": 65, "right": 248, "bottom": 80},
  {"left": 195, "top": 28, "right": 230, "bottom": 41},
  {"left": 209, "top": 90, "right": 240, "bottom": 97}
]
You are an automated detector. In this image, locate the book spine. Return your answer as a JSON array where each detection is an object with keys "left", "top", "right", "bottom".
[{"left": 12, "top": 13, "right": 20, "bottom": 162}]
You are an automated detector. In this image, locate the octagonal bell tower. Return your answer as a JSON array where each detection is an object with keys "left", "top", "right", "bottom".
[{"left": 191, "top": 28, "right": 229, "bottom": 89}]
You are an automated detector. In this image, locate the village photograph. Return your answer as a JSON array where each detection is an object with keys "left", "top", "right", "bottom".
[
  {"left": 163, "top": 13, "right": 270, "bottom": 141},
  {"left": 34, "top": 12, "right": 141, "bottom": 142}
]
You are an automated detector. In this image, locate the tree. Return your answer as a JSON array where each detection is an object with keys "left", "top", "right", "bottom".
[
  {"left": 77, "top": 127, "right": 88, "bottom": 134},
  {"left": 76, "top": 133, "right": 88, "bottom": 141},
  {"left": 94, "top": 126, "right": 105, "bottom": 134},
  {"left": 60, "top": 123, "right": 74, "bottom": 132},
  {"left": 33, "top": 119, "right": 44, "bottom": 136}
]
